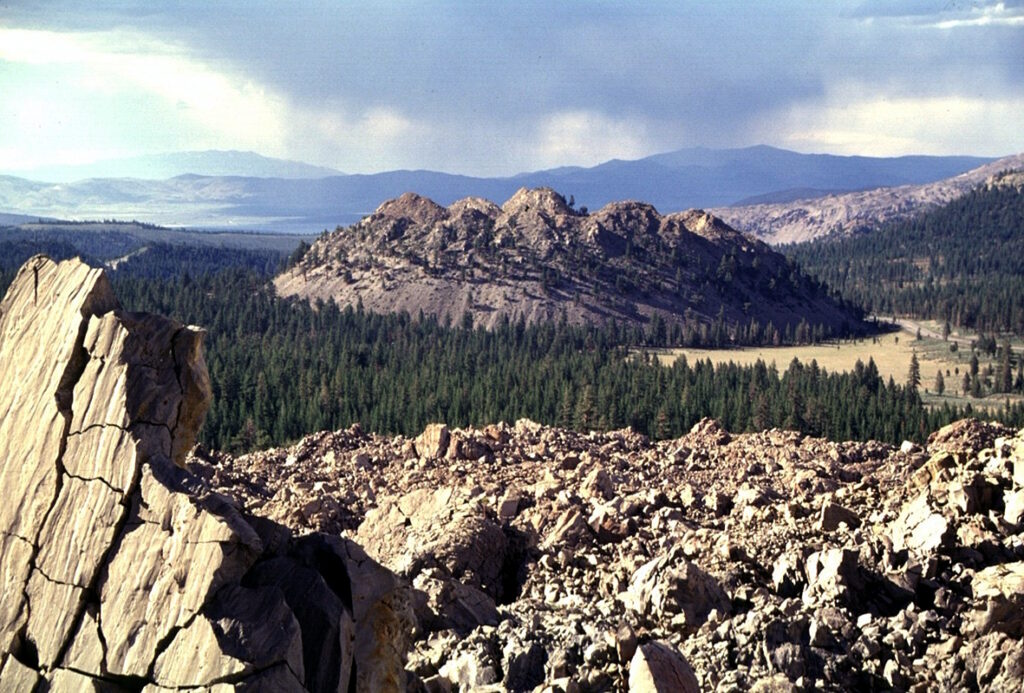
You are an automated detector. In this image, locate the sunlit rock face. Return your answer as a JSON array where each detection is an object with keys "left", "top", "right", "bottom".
[{"left": 0, "top": 256, "right": 410, "bottom": 691}]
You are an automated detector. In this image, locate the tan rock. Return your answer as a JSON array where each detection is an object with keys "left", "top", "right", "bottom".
[
  {"left": 817, "top": 501, "right": 862, "bottom": 531},
  {"left": 100, "top": 466, "right": 263, "bottom": 678},
  {"left": 0, "top": 257, "right": 383, "bottom": 691},
  {"left": 335, "top": 538, "right": 415, "bottom": 692},
  {"left": 968, "top": 561, "right": 1024, "bottom": 637},
  {"left": 581, "top": 467, "right": 614, "bottom": 501},
  {"left": 802, "top": 548, "right": 864, "bottom": 608},
  {"left": 416, "top": 423, "right": 451, "bottom": 459},
  {"left": 0, "top": 256, "right": 119, "bottom": 653},
  {"left": 357, "top": 486, "right": 508, "bottom": 598},
  {"left": 624, "top": 550, "right": 729, "bottom": 631},
  {"left": 890, "top": 493, "right": 953, "bottom": 556},
  {"left": 628, "top": 640, "right": 700, "bottom": 692},
  {"left": 1004, "top": 489, "right": 1024, "bottom": 527},
  {"left": 414, "top": 573, "right": 499, "bottom": 634},
  {"left": 0, "top": 655, "right": 42, "bottom": 691}
]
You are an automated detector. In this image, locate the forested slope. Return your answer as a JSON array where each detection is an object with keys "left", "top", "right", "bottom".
[{"left": 787, "top": 178, "right": 1024, "bottom": 335}]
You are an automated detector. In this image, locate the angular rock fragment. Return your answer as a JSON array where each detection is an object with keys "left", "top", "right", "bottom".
[
  {"left": 817, "top": 501, "right": 861, "bottom": 531},
  {"left": 416, "top": 423, "right": 451, "bottom": 459},
  {"left": 890, "top": 493, "right": 954, "bottom": 556},
  {"left": 623, "top": 549, "right": 729, "bottom": 631},
  {"left": 967, "top": 561, "right": 1024, "bottom": 637},
  {"left": 802, "top": 548, "right": 864, "bottom": 607}
]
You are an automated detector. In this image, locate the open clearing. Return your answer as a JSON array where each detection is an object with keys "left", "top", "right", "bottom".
[{"left": 645, "top": 318, "right": 1023, "bottom": 410}]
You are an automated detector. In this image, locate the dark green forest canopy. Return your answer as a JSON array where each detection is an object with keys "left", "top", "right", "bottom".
[
  {"left": 108, "top": 269, "right": 1023, "bottom": 452},
  {"left": 2, "top": 240, "right": 1021, "bottom": 453},
  {"left": 785, "top": 184, "right": 1024, "bottom": 335}
]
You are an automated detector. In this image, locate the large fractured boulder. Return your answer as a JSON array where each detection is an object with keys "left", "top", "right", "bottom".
[
  {"left": 356, "top": 486, "right": 509, "bottom": 635},
  {"left": 0, "top": 256, "right": 405, "bottom": 691}
]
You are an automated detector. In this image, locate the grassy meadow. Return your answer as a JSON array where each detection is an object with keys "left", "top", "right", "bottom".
[{"left": 644, "top": 319, "right": 1023, "bottom": 411}]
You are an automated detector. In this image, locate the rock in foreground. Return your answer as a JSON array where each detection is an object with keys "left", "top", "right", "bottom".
[{"left": 0, "top": 256, "right": 410, "bottom": 691}]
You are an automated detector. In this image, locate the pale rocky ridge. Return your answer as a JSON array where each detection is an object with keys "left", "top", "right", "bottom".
[
  {"left": 713, "top": 153, "right": 1024, "bottom": 244},
  {"left": 0, "top": 256, "right": 411, "bottom": 691},
  {"left": 275, "top": 187, "right": 863, "bottom": 335}
]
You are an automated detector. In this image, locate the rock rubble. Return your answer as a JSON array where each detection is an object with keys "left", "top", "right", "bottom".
[
  {"left": 202, "top": 412, "right": 1024, "bottom": 691},
  {"left": 4, "top": 255, "right": 1023, "bottom": 691}
]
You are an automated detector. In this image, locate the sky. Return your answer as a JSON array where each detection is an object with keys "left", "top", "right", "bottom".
[{"left": 1, "top": 1, "right": 1022, "bottom": 177}]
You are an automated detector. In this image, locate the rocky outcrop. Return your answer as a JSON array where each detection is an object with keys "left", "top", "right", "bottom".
[
  {"left": 274, "top": 187, "right": 865, "bottom": 335},
  {"left": 713, "top": 154, "right": 1024, "bottom": 244},
  {"left": 0, "top": 256, "right": 410, "bottom": 691}
]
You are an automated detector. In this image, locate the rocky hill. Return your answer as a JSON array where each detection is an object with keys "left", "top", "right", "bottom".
[
  {"left": 4, "top": 256, "right": 1023, "bottom": 692},
  {"left": 714, "top": 153, "right": 1024, "bottom": 244},
  {"left": 275, "top": 188, "right": 862, "bottom": 336}
]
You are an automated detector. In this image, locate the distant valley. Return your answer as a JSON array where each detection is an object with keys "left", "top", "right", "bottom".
[{"left": 0, "top": 146, "right": 997, "bottom": 235}]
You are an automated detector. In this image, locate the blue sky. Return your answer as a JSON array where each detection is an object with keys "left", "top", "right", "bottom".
[{"left": 1, "top": 1, "right": 1022, "bottom": 176}]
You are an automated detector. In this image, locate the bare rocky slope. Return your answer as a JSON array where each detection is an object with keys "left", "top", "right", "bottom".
[
  {"left": 714, "top": 153, "right": 1024, "bottom": 245},
  {"left": 275, "top": 188, "right": 862, "bottom": 335}
]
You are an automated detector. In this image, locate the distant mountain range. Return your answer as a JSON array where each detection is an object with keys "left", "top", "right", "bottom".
[
  {"left": 0, "top": 146, "right": 1000, "bottom": 234},
  {"left": 11, "top": 150, "right": 343, "bottom": 182}
]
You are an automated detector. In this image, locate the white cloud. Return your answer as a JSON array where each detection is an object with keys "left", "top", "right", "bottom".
[
  {"left": 0, "top": 26, "right": 450, "bottom": 174},
  {"left": 765, "top": 88, "right": 1024, "bottom": 156},
  {"left": 925, "top": 2, "right": 1024, "bottom": 29},
  {"left": 0, "top": 28, "right": 291, "bottom": 161},
  {"left": 528, "top": 111, "right": 652, "bottom": 170}
]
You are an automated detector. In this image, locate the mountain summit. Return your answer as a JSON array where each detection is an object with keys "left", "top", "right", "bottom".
[{"left": 275, "top": 188, "right": 863, "bottom": 340}]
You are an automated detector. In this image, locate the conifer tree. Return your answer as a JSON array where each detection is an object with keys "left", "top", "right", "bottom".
[
  {"left": 998, "top": 338, "right": 1013, "bottom": 393},
  {"left": 907, "top": 353, "right": 921, "bottom": 391}
]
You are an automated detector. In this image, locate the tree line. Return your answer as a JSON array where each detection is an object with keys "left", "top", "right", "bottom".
[
  {"left": 112, "top": 268, "right": 1021, "bottom": 452},
  {"left": 2, "top": 241, "right": 1022, "bottom": 453}
]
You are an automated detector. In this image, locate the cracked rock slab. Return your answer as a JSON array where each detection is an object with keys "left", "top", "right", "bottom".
[{"left": 1, "top": 257, "right": 380, "bottom": 691}]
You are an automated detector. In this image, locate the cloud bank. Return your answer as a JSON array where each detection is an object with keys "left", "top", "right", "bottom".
[{"left": 0, "top": 1, "right": 1021, "bottom": 176}]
